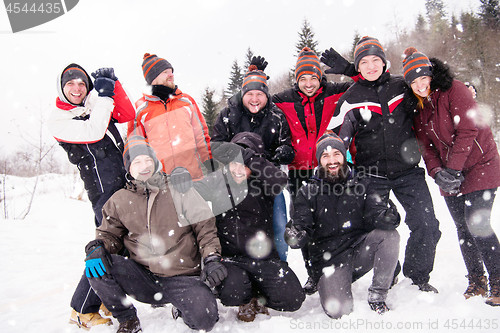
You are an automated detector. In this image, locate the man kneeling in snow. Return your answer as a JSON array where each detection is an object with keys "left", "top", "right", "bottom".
[
  {"left": 285, "top": 132, "right": 400, "bottom": 318},
  {"left": 84, "top": 136, "right": 226, "bottom": 333},
  {"left": 194, "top": 132, "right": 305, "bottom": 322}
]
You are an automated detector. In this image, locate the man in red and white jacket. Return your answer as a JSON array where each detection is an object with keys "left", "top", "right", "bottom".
[{"left": 48, "top": 63, "right": 135, "bottom": 329}]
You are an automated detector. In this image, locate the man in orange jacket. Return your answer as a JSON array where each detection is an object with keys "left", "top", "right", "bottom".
[{"left": 128, "top": 53, "right": 212, "bottom": 180}]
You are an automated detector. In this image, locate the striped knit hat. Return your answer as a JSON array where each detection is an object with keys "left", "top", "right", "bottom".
[
  {"left": 241, "top": 65, "right": 269, "bottom": 97},
  {"left": 123, "top": 136, "right": 159, "bottom": 173},
  {"left": 142, "top": 53, "right": 173, "bottom": 85},
  {"left": 316, "top": 131, "right": 346, "bottom": 163},
  {"left": 353, "top": 36, "right": 387, "bottom": 71},
  {"left": 295, "top": 47, "right": 323, "bottom": 81},
  {"left": 402, "top": 47, "right": 433, "bottom": 86},
  {"left": 61, "top": 63, "right": 92, "bottom": 91}
]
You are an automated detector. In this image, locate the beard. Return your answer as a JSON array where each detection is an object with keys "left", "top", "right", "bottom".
[{"left": 318, "top": 160, "right": 348, "bottom": 184}]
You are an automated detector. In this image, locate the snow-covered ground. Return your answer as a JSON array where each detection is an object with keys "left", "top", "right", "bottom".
[{"left": 1, "top": 170, "right": 499, "bottom": 333}]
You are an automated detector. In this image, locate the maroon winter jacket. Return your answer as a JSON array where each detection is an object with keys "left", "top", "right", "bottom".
[{"left": 413, "top": 58, "right": 500, "bottom": 196}]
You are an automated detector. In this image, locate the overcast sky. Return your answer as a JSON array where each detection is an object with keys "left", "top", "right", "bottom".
[{"left": 0, "top": 0, "right": 480, "bottom": 152}]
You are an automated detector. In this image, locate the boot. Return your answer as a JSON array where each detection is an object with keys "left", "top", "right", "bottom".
[
  {"left": 412, "top": 282, "right": 439, "bottom": 293},
  {"left": 369, "top": 301, "right": 390, "bottom": 315},
  {"left": 252, "top": 298, "right": 269, "bottom": 316},
  {"left": 117, "top": 316, "right": 142, "bottom": 333},
  {"left": 303, "top": 276, "right": 318, "bottom": 295},
  {"left": 486, "top": 277, "right": 500, "bottom": 306},
  {"left": 100, "top": 303, "right": 112, "bottom": 317},
  {"left": 464, "top": 275, "right": 488, "bottom": 299},
  {"left": 69, "top": 309, "right": 112, "bottom": 330},
  {"left": 237, "top": 301, "right": 256, "bottom": 322}
]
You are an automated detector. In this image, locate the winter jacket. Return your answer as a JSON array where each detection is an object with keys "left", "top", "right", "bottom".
[
  {"left": 336, "top": 72, "right": 421, "bottom": 179},
  {"left": 128, "top": 88, "right": 211, "bottom": 180},
  {"left": 272, "top": 77, "right": 352, "bottom": 170},
  {"left": 194, "top": 132, "right": 288, "bottom": 260},
  {"left": 412, "top": 58, "right": 500, "bottom": 196},
  {"left": 48, "top": 68, "right": 135, "bottom": 201},
  {"left": 98, "top": 172, "right": 220, "bottom": 277},
  {"left": 291, "top": 167, "right": 400, "bottom": 282},
  {"left": 212, "top": 91, "right": 294, "bottom": 165}
]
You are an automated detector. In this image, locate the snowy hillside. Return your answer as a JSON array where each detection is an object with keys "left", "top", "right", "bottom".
[{"left": 1, "top": 171, "right": 499, "bottom": 333}]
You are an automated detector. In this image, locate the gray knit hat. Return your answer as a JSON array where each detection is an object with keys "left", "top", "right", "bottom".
[
  {"left": 316, "top": 132, "right": 346, "bottom": 163},
  {"left": 123, "top": 136, "right": 159, "bottom": 173}
]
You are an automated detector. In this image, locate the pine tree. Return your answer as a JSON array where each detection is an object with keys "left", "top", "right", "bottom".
[
  {"left": 349, "top": 31, "right": 361, "bottom": 61},
  {"left": 201, "top": 87, "right": 220, "bottom": 137},
  {"left": 244, "top": 47, "right": 254, "bottom": 70},
  {"left": 425, "top": 0, "right": 448, "bottom": 35},
  {"left": 295, "top": 18, "right": 319, "bottom": 55},
  {"left": 478, "top": 0, "right": 500, "bottom": 29},
  {"left": 225, "top": 60, "right": 243, "bottom": 99},
  {"left": 415, "top": 13, "right": 427, "bottom": 33}
]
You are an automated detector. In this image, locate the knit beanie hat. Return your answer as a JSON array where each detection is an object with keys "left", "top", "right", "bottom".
[
  {"left": 123, "top": 136, "right": 159, "bottom": 173},
  {"left": 241, "top": 65, "right": 269, "bottom": 97},
  {"left": 295, "top": 47, "right": 323, "bottom": 81},
  {"left": 316, "top": 131, "right": 346, "bottom": 163},
  {"left": 353, "top": 36, "right": 387, "bottom": 71},
  {"left": 142, "top": 53, "right": 173, "bottom": 85},
  {"left": 402, "top": 47, "right": 433, "bottom": 86},
  {"left": 61, "top": 63, "right": 92, "bottom": 91}
]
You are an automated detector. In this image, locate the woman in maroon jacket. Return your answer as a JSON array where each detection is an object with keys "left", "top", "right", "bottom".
[{"left": 403, "top": 47, "right": 500, "bottom": 306}]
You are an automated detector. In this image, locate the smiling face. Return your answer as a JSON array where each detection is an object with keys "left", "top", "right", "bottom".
[
  {"left": 229, "top": 161, "right": 251, "bottom": 184},
  {"left": 320, "top": 148, "right": 345, "bottom": 178},
  {"left": 63, "top": 79, "right": 88, "bottom": 105},
  {"left": 297, "top": 74, "right": 320, "bottom": 97},
  {"left": 152, "top": 68, "right": 175, "bottom": 89},
  {"left": 129, "top": 155, "right": 155, "bottom": 181},
  {"left": 411, "top": 76, "right": 432, "bottom": 98},
  {"left": 357, "top": 55, "right": 385, "bottom": 82},
  {"left": 242, "top": 90, "right": 268, "bottom": 114}
]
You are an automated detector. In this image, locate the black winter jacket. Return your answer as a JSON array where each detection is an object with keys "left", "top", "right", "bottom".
[
  {"left": 335, "top": 73, "right": 421, "bottom": 179},
  {"left": 212, "top": 91, "right": 294, "bottom": 165},
  {"left": 194, "top": 132, "right": 288, "bottom": 260},
  {"left": 291, "top": 167, "right": 400, "bottom": 282}
]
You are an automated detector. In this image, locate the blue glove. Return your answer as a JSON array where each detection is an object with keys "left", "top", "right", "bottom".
[
  {"left": 91, "top": 67, "right": 118, "bottom": 81},
  {"left": 85, "top": 240, "right": 112, "bottom": 279},
  {"left": 94, "top": 77, "right": 115, "bottom": 98}
]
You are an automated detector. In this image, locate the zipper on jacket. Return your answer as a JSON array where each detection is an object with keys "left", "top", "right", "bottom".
[
  {"left": 474, "top": 139, "right": 484, "bottom": 154},
  {"left": 86, "top": 144, "right": 104, "bottom": 193},
  {"left": 429, "top": 122, "right": 451, "bottom": 162}
]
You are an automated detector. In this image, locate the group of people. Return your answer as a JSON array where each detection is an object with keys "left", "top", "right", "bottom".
[{"left": 48, "top": 35, "right": 500, "bottom": 333}]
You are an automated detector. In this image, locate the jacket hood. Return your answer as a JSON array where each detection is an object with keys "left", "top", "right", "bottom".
[
  {"left": 429, "top": 57, "right": 454, "bottom": 92},
  {"left": 57, "top": 63, "right": 94, "bottom": 105},
  {"left": 230, "top": 132, "right": 265, "bottom": 155}
]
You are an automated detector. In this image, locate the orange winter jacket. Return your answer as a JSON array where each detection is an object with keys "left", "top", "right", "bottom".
[{"left": 128, "top": 88, "right": 211, "bottom": 180}]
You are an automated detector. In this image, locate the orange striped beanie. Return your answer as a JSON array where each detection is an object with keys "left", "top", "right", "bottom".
[
  {"left": 142, "top": 53, "right": 173, "bottom": 85},
  {"left": 402, "top": 47, "right": 433, "bottom": 86},
  {"left": 354, "top": 36, "right": 386, "bottom": 71},
  {"left": 241, "top": 65, "right": 269, "bottom": 97},
  {"left": 295, "top": 47, "right": 323, "bottom": 81}
]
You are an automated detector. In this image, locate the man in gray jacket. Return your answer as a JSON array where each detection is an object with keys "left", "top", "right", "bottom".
[{"left": 84, "top": 136, "right": 227, "bottom": 333}]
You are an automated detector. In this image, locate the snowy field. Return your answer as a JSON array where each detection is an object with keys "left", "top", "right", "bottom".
[{"left": 1, "top": 169, "right": 500, "bottom": 333}]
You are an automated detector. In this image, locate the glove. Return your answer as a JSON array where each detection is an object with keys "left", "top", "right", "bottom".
[
  {"left": 272, "top": 145, "right": 294, "bottom": 164},
  {"left": 94, "top": 77, "right": 115, "bottom": 98},
  {"left": 85, "top": 239, "right": 112, "bottom": 279},
  {"left": 320, "top": 47, "right": 358, "bottom": 77},
  {"left": 212, "top": 142, "right": 243, "bottom": 165},
  {"left": 169, "top": 166, "right": 192, "bottom": 193},
  {"left": 381, "top": 200, "right": 400, "bottom": 228},
  {"left": 91, "top": 67, "right": 118, "bottom": 81},
  {"left": 250, "top": 55, "right": 268, "bottom": 71},
  {"left": 200, "top": 255, "right": 227, "bottom": 288},
  {"left": 435, "top": 168, "right": 464, "bottom": 194},
  {"left": 284, "top": 220, "right": 308, "bottom": 249}
]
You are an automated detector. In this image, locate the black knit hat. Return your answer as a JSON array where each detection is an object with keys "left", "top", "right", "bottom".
[
  {"left": 316, "top": 131, "right": 346, "bottom": 163},
  {"left": 241, "top": 65, "right": 269, "bottom": 97},
  {"left": 295, "top": 47, "right": 323, "bottom": 81},
  {"left": 353, "top": 36, "right": 387, "bottom": 71},
  {"left": 61, "top": 63, "right": 92, "bottom": 91},
  {"left": 123, "top": 136, "right": 159, "bottom": 173},
  {"left": 402, "top": 47, "right": 433, "bottom": 86},
  {"left": 142, "top": 53, "right": 173, "bottom": 85}
]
